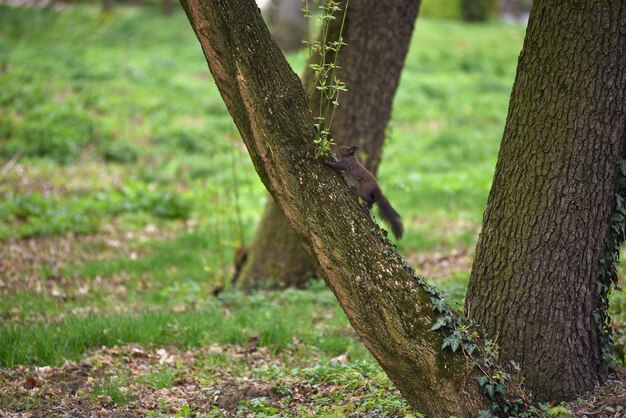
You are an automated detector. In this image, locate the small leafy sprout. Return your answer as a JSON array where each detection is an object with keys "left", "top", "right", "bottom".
[{"left": 303, "top": 0, "right": 349, "bottom": 157}]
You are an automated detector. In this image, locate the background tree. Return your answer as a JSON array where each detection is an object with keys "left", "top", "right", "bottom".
[
  {"left": 237, "top": 0, "right": 421, "bottom": 290},
  {"left": 263, "top": 0, "right": 308, "bottom": 53},
  {"left": 461, "top": 0, "right": 495, "bottom": 21},
  {"left": 498, "top": 0, "right": 532, "bottom": 23},
  {"left": 180, "top": 0, "right": 624, "bottom": 415},
  {"left": 466, "top": 0, "right": 626, "bottom": 401}
]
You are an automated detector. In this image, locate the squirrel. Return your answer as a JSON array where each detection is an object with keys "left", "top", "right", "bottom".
[{"left": 325, "top": 145, "right": 404, "bottom": 239}]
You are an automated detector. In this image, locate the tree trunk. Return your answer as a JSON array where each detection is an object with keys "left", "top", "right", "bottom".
[
  {"left": 264, "top": 0, "right": 308, "bottom": 53},
  {"left": 466, "top": 1, "right": 626, "bottom": 401},
  {"left": 102, "top": 0, "right": 114, "bottom": 12},
  {"left": 162, "top": 0, "right": 176, "bottom": 15},
  {"left": 179, "top": 0, "right": 487, "bottom": 415},
  {"left": 237, "top": 0, "right": 420, "bottom": 290},
  {"left": 237, "top": 202, "right": 313, "bottom": 290},
  {"left": 461, "top": 0, "right": 495, "bottom": 22}
]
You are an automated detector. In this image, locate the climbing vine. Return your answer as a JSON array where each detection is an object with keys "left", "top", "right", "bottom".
[
  {"left": 372, "top": 160, "right": 626, "bottom": 416},
  {"left": 595, "top": 157, "right": 626, "bottom": 376},
  {"left": 393, "top": 252, "right": 534, "bottom": 417}
]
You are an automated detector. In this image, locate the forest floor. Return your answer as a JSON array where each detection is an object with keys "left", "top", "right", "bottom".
[
  {"left": 1, "top": 225, "right": 625, "bottom": 417},
  {"left": 0, "top": 345, "right": 625, "bottom": 417},
  {"left": 1, "top": 300, "right": 625, "bottom": 418}
]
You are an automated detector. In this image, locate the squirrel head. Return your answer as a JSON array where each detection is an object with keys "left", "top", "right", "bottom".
[{"left": 338, "top": 145, "right": 358, "bottom": 157}]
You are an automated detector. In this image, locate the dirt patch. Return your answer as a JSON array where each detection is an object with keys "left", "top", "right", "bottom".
[
  {"left": 567, "top": 367, "right": 626, "bottom": 417},
  {"left": 0, "top": 222, "right": 179, "bottom": 294},
  {"left": 407, "top": 248, "right": 473, "bottom": 280},
  {"left": 210, "top": 380, "right": 276, "bottom": 413},
  {"left": 0, "top": 343, "right": 289, "bottom": 417},
  {"left": 2, "top": 343, "right": 623, "bottom": 417}
]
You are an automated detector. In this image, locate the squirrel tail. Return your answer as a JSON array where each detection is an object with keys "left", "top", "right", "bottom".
[{"left": 374, "top": 189, "right": 404, "bottom": 239}]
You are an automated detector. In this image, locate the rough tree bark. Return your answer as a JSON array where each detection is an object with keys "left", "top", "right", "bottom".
[
  {"left": 466, "top": 1, "right": 626, "bottom": 401},
  {"left": 179, "top": 0, "right": 487, "bottom": 415},
  {"left": 237, "top": 0, "right": 420, "bottom": 290}
]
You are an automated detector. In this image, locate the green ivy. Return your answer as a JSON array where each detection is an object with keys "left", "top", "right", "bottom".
[
  {"left": 382, "top": 160, "right": 626, "bottom": 416},
  {"left": 396, "top": 253, "right": 540, "bottom": 417},
  {"left": 594, "top": 158, "right": 626, "bottom": 376}
]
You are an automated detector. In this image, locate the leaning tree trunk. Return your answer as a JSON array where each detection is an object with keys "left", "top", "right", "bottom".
[
  {"left": 179, "top": 0, "right": 488, "bottom": 415},
  {"left": 466, "top": 1, "right": 626, "bottom": 401},
  {"left": 237, "top": 0, "right": 420, "bottom": 290}
]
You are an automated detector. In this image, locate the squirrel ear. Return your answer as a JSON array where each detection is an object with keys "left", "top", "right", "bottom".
[{"left": 349, "top": 146, "right": 359, "bottom": 153}]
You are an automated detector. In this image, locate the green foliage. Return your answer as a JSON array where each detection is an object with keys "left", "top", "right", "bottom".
[
  {"left": 101, "top": 139, "right": 140, "bottom": 164},
  {"left": 238, "top": 397, "right": 279, "bottom": 415},
  {"left": 460, "top": 0, "right": 496, "bottom": 22},
  {"left": 4, "top": 104, "right": 96, "bottom": 163},
  {"left": 138, "top": 367, "right": 178, "bottom": 389},
  {"left": 594, "top": 158, "right": 626, "bottom": 375},
  {"left": 152, "top": 130, "right": 207, "bottom": 153},
  {"left": 547, "top": 405, "right": 571, "bottom": 417},
  {"left": 0, "top": 114, "right": 14, "bottom": 141},
  {"left": 420, "top": 0, "right": 463, "bottom": 20},
  {"left": 0, "top": 184, "right": 191, "bottom": 239},
  {"left": 92, "top": 378, "right": 135, "bottom": 406}
]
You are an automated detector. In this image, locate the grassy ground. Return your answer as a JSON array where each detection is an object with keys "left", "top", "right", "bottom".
[{"left": 0, "top": 4, "right": 624, "bottom": 417}]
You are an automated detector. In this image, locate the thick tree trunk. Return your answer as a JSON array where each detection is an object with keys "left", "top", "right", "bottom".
[
  {"left": 238, "top": 202, "right": 313, "bottom": 290},
  {"left": 264, "top": 0, "right": 308, "bottom": 53},
  {"left": 179, "top": 0, "right": 487, "bottom": 415},
  {"left": 466, "top": 1, "right": 626, "bottom": 401},
  {"left": 237, "top": 0, "right": 419, "bottom": 290},
  {"left": 236, "top": 200, "right": 314, "bottom": 290}
]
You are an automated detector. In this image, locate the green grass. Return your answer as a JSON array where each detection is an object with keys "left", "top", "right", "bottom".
[
  {"left": 139, "top": 366, "right": 178, "bottom": 389},
  {"left": 92, "top": 377, "right": 136, "bottom": 406},
  {"left": 0, "top": 283, "right": 370, "bottom": 367}
]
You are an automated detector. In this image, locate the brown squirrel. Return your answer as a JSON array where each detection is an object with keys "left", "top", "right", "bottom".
[{"left": 325, "top": 145, "right": 404, "bottom": 239}]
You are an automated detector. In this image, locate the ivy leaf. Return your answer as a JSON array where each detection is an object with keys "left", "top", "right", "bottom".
[
  {"left": 430, "top": 316, "right": 449, "bottom": 331},
  {"left": 475, "top": 410, "right": 496, "bottom": 418},
  {"left": 442, "top": 333, "right": 462, "bottom": 352},
  {"left": 475, "top": 375, "right": 490, "bottom": 387},
  {"left": 485, "top": 384, "right": 495, "bottom": 398},
  {"left": 430, "top": 298, "right": 447, "bottom": 313},
  {"left": 495, "top": 383, "right": 506, "bottom": 395},
  {"left": 618, "top": 158, "right": 626, "bottom": 176},
  {"left": 465, "top": 343, "right": 478, "bottom": 355}
]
